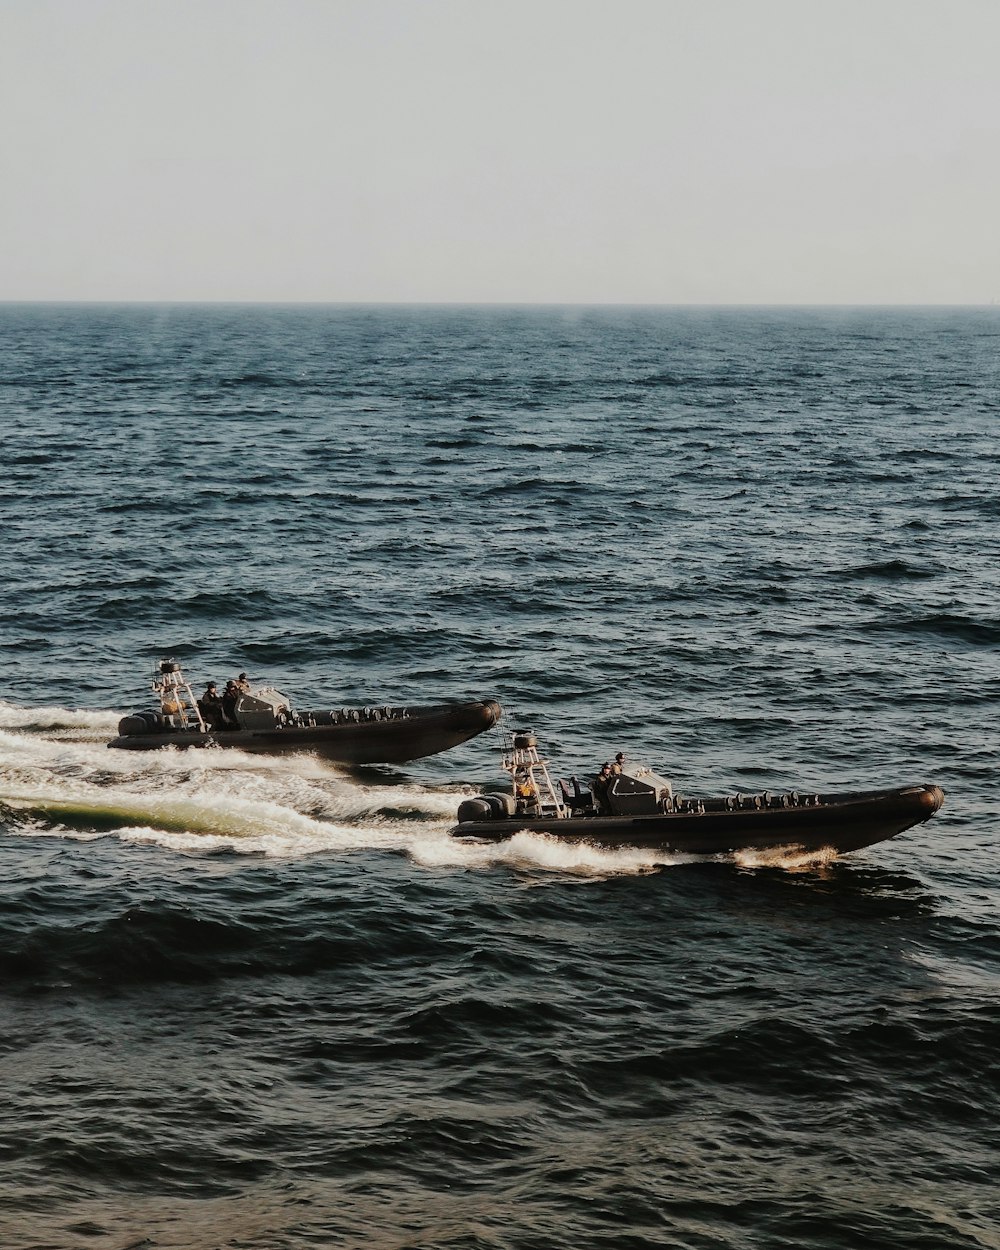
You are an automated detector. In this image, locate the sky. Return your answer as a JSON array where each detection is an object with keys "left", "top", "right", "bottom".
[{"left": 1, "top": 0, "right": 998, "bottom": 304}]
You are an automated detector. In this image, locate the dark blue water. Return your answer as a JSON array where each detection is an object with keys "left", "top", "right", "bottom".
[{"left": 1, "top": 304, "right": 998, "bottom": 1250}]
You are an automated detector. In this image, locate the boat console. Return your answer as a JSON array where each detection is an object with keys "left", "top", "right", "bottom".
[
  {"left": 232, "top": 687, "right": 292, "bottom": 730},
  {"left": 605, "top": 765, "right": 674, "bottom": 816}
]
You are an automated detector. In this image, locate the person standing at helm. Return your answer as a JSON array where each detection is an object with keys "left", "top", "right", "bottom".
[
  {"left": 221, "top": 680, "right": 241, "bottom": 727},
  {"left": 198, "top": 682, "right": 226, "bottom": 729},
  {"left": 592, "top": 762, "right": 613, "bottom": 812}
]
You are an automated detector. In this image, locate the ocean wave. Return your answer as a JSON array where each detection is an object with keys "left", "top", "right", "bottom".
[
  {"left": 865, "top": 613, "right": 1000, "bottom": 646},
  {"left": 218, "top": 371, "right": 302, "bottom": 389},
  {"left": 483, "top": 476, "right": 563, "bottom": 497},
  {"left": 835, "top": 559, "right": 942, "bottom": 581}
]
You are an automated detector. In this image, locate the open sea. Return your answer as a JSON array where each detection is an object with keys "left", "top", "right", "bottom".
[{"left": 0, "top": 303, "right": 998, "bottom": 1250}]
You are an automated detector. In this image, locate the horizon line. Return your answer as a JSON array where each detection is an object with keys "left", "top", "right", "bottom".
[{"left": 2, "top": 299, "right": 998, "bottom": 309}]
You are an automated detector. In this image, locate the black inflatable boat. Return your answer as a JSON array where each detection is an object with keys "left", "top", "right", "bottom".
[
  {"left": 452, "top": 731, "right": 945, "bottom": 857},
  {"left": 109, "top": 660, "right": 501, "bottom": 765}
]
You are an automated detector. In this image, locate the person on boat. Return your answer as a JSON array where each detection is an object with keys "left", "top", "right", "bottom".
[
  {"left": 514, "top": 768, "right": 540, "bottom": 815},
  {"left": 160, "top": 681, "right": 181, "bottom": 716},
  {"left": 197, "top": 682, "right": 227, "bottom": 730},
  {"left": 234, "top": 672, "right": 251, "bottom": 694},
  {"left": 592, "top": 762, "right": 613, "bottom": 813},
  {"left": 221, "top": 680, "right": 242, "bottom": 727},
  {"left": 613, "top": 752, "right": 626, "bottom": 772}
]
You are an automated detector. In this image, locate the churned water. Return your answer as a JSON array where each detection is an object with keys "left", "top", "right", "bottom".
[{"left": 0, "top": 304, "right": 998, "bottom": 1250}]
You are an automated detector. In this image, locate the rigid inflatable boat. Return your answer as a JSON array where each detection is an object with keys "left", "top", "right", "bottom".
[
  {"left": 452, "top": 731, "right": 944, "bottom": 857},
  {"left": 108, "top": 660, "right": 502, "bottom": 765}
]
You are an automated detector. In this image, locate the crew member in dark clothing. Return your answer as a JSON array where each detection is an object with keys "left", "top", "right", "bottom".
[
  {"left": 221, "top": 680, "right": 241, "bottom": 728},
  {"left": 592, "top": 762, "right": 613, "bottom": 813},
  {"left": 197, "top": 682, "right": 227, "bottom": 729}
]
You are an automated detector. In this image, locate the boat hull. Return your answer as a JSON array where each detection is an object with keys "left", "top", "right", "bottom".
[
  {"left": 108, "top": 699, "right": 502, "bottom": 765},
  {"left": 452, "top": 784, "right": 945, "bottom": 856}
]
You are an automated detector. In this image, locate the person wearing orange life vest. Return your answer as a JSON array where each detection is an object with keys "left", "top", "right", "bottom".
[{"left": 514, "top": 767, "right": 540, "bottom": 814}]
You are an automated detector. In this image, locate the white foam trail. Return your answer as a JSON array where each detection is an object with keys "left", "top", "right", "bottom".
[
  {"left": 731, "top": 844, "right": 840, "bottom": 870},
  {"left": 409, "top": 828, "right": 693, "bottom": 876},
  {"left": 0, "top": 716, "right": 481, "bottom": 862},
  {"left": 0, "top": 699, "right": 122, "bottom": 733},
  {"left": 102, "top": 821, "right": 686, "bottom": 875},
  {"left": 1, "top": 761, "right": 685, "bottom": 874},
  {"left": 0, "top": 704, "right": 808, "bottom": 877}
]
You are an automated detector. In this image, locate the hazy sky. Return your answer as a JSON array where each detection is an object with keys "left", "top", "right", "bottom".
[{"left": 2, "top": 0, "right": 998, "bottom": 303}]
